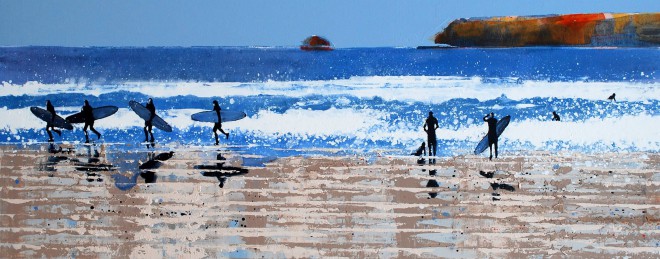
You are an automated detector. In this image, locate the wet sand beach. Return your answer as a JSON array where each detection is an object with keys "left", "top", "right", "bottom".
[{"left": 1, "top": 144, "right": 658, "bottom": 258}]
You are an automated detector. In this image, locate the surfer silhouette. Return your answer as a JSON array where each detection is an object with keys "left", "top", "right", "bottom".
[
  {"left": 82, "top": 100, "right": 101, "bottom": 143},
  {"left": 423, "top": 111, "right": 439, "bottom": 158},
  {"left": 144, "top": 98, "right": 156, "bottom": 142},
  {"left": 483, "top": 112, "right": 498, "bottom": 160},
  {"left": 608, "top": 93, "right": 616, "bottom": 102},
  {"left": 212, "top": 100, "right": 229, "bottom": 145},
  {"left": 45, "top": 100, "right": 62, "bottom": 142},
  {"left": 552, "top": 111, "right": 561, "bottom": 121}
]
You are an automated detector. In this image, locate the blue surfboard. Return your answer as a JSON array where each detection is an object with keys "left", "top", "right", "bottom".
[
  {"left": 190, "top": 110, "right": 246, "bottom": 123},
  {"left": 30, "top": 107, "right": 74, "bottom": 130},
  {"left": 128, "top": 100, "right": 173, "bottom": 132},
  {"left": 65, "top": 106, "right": 119, "bottom": 124},
  {"left": 474, "top": 115, "right": 510, "bottom": 155}
]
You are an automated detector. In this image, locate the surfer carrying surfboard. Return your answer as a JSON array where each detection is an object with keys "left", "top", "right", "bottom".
[
  {"left": 82, "top": 100, "right": 102, "bottom": 143},
  {"left": 483, "top": 112, "right": 498, "bottom": 160},
  {"left": 190, "top": 102, "right": 245, "bottom": 144},
  {"left": 144, "top": 98, "right": 156, "bottom": 142},
  {"left": 423, "top": 111, "right": 439, "bottom": 159},
  {"left": 212, "top": 100, "right": 229, "bottom": 145},
  {"left": 45, "top": 100, "right": 62, "bottom": 142}
]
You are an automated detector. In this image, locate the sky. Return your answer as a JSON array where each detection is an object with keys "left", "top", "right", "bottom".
[{"left": 1, "top": 0, "right": 658, "bottom": 47}]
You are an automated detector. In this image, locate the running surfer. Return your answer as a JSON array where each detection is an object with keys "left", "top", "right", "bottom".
[
  {"left": 45, "top": 100, "right": 62, "bottom": 142},
  {"left": 423, "top": 111, "right": 439, "bottom": 160},
  {"left": 483, "top": 112, "right": 498, "bottom": 160},
  {"left": 212, "top": 100, "right": 229, "bottom": 145},
  {"left": 144, "top": 98, "right": 156, "bottom": 143},
  {"left": 82, "top": 100, "right": 101, "bottom": 143}
]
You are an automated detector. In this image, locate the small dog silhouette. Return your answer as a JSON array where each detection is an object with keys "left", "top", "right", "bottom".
[{"left": 411, "top": 142, "right": 426, "bottom": 156}]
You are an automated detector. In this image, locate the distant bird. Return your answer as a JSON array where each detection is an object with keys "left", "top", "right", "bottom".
[
  {"left": 411, "top": 142, "right": 426, "bottom": 156},
  {"left": 154, "top": 151, "right": 174, "bottom": 161},
  {"left": 608, "top": 93, "right": 616, "bottom": 102},
  {"left": 552, "top": 111, "right": 561, "bottom": 121}
]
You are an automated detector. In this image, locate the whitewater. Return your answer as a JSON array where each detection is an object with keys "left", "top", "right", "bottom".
[{"left": 0, "top": 47, "right": 658, "bottom": 156}]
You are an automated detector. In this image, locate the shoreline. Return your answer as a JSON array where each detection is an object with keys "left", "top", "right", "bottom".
[{"left": 1, "top": 144, "right": 658, "bottom": 257}]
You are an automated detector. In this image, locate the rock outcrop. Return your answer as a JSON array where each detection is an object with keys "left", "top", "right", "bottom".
[{"left": 434, "top": 13, "right": 660, "bottom": 47}]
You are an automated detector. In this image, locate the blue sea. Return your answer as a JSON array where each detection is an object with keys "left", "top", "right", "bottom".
[{"left": 0, "top": 46, "right": 658, "bottom": 157}]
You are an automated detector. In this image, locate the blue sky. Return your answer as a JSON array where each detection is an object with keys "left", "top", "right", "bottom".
[{"left": 1, "top": 0, "right": 658, "bottom": 47}]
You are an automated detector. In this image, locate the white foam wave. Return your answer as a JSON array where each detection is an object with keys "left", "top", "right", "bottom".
[
  {"left": 3, "top": 106, "right": 658, "bottom": 151},
  {"left": 0, "top": 107, "right": 43, "bottom": 134},
  {"left": 505, "top": 115, "right": 660, "bottom": 150},
  {"left": 2, "top": 76, "right": 658, "bottom": 103}
]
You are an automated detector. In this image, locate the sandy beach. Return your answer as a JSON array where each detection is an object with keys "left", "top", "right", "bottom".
[{"left": 0, "top": 143, "right": 658, "bottom": 258}]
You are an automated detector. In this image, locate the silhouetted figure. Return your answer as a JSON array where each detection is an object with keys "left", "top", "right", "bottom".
[
  {"left": 608, "top": 93, "right": 616, "bottom": 102},
  {"left": 212, "top": 100, "right": 229, "bottom": 145},
  {"left": 144, "top": 98, "right": 156, "bottom": 142},
  {"left": 45, "top": 100, "right": 62, "bottom": 142},
  {"left": 483, "top": 112, "right": 498, "bottom": 160},
  {"left": 411, "top": 142, "right": 426, "bottom": 156},
  {"left": 423, "top": 111, "right": 439, "bottom": 158},
  {"left": 82, "top": 100, "right": 101, "bottom": 143},
  {"left": 552, "top": 111, "right": 561, "bottom": 121}
]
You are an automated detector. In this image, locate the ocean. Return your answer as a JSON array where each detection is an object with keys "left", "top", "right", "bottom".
[{"left": 0, "top": 46, "right": 658, "bottom": 157}]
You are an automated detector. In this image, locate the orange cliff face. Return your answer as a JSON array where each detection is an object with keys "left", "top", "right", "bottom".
[{"left": 434, "top": 13, "right": 660, "bottom": 47}]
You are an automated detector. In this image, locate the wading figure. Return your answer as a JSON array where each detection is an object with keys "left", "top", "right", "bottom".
[
  {"left": 552, "top": 111, "right": 561, "bottom": 121},
  {"left": 212, "top": 100, "right": 229, "bottom": 145},
  {"left": 45, "top": 100, "right": 62, "bottom": 142},
  {"left": 483, "top": 112, "right": 498, "bottom": 160},
  {"left": 608, "top": 93, "right": 616, "bottom": 102},
  {"left": 82, "top": 100, "right": 101, "bottom": 143},
  {"left": 144, "top": 98, "right": 156, "bottom": 142},
  {"left": 423, "top": 111, "right": 439, "bottom": 159}
]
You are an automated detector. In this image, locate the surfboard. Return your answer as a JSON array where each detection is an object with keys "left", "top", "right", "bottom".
[
  {"left": 65, "top": 106, "right": 119, "bottom": 124},
  {"left": 474, "top": 115, "right": 511, "bottom": 155},
  {"left": 190, "top": 110, "right": 247, "bottom": 123},
  {"left": 30, "top": 107, "right": 74, "bottom": 130},
  {"left": 128, "top": 100, "right": 173, "bottom": 132}
]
